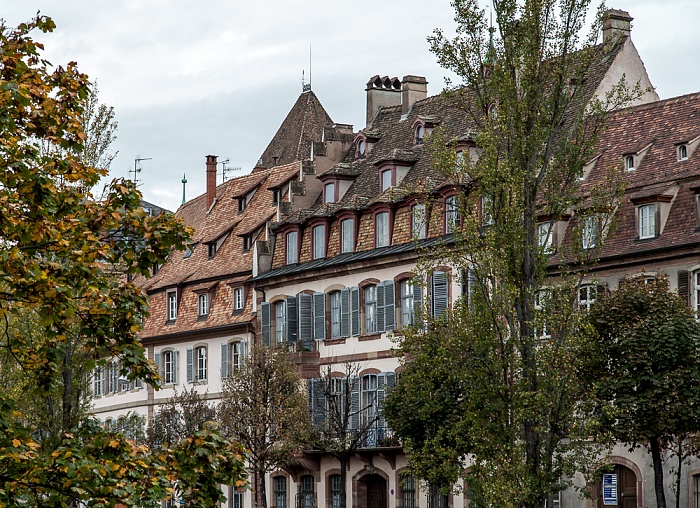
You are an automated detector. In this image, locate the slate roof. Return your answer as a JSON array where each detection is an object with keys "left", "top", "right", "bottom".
[{"left": 255, "top": 90, "right": 334, "bottom": 171}]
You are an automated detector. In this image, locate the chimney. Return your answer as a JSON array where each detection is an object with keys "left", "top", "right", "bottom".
[
  {"left": 365, "top": 75, "right": 401, "bottom": 126},
  {"left": 401, "top": 75, "right": 428, "bottom": 115},
  {"left": 206, "top": 154, "right": 217, "bottom": 210},
  {"left": 602, "top": 9, "right": 632, "bottom": 44}
]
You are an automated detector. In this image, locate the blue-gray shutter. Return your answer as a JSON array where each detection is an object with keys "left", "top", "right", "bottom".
[
  {"left": 313, "top": 292, "right": 326, "bottom": 341},
  {"left": 186, "top": 348, "right": 194, "bottom": 383},
  {"left": 261, "top": 302, "right": 271, "bottom": 346},
  {"left": 431, "top": 271, "right": 449, "bottom": 318},
  {"left": 349, "top": 376, "right": 360, "bottom": 431},
  {"left": 221, "top": 342, "right": 229, "bottom": 379},
  {"left": 468, "top": 265, "right": 477, "bottom": 307},
  {"left": 376, "top": 283, "right": 385, "bottom": 332},
  {"left": 351, "top": 287, "right": 360, "bottom": 336},
  {"left": 298, "top": 293, "right": 313, "bottom": 347},
  {"left": 413, "top": 278, "right": 423, "bottom": 326},
  {"left": 172, "top": 351, "right": 178, "bottom": 384},
  {"left": 154, "top": 352, "right": 162, "bottom": 381},
  {"left": 286, "top": 296, "right": 298, "bottom": 343},
  {"left": 384, "top": 281, "right": 396, "bottom": 331},
  {"left": 377, "top": 374, "right": 387, "bottom": 427},
  {"left": 311, "top": 378, "right": 326, "bottom": 426},
  {"left": 340, "top": 288, "right": 350, "bottom": 337}
]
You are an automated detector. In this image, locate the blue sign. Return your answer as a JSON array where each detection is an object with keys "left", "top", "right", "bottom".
[{"left": 603, "top": 473, "right": 618, "bottom": 505}]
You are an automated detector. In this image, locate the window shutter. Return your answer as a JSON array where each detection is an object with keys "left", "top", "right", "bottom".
[
  {"left": 186, "top": 348, "right": 194, "bottom": 383},
  {"left": 377, "top": 373, "right": 386, "bottom": 427},
  {"left": 172, "top": 351, "right": 178, "bottom": 384},
  {"left": 340, "top": 288, "right": 350, "bottom": 337},
  {"left": 431, "top": 271, "right": 449, "bottom": 318},
  {"left": 154, "top": 352, "right": 162, "bottom": 381},
  {"left": 351, "top": 287, "right": 360, "bottom": 336},
  {"left": 468, "top": 266, "right": 477, "bottom": 307},
  {"left": 376, "top": 283, "right": 385, "bottom": 332},
  {"left": 298, "top": 293, "right": 313, "bottom": 346},
  {"left": 384, "top": 281, "right": 396, "bottom": 331},
  {"left": 313, "top": 292, "right": 326, "bottom": 341},
  {"left": 311, "top": 379, "right": 326, "bottom": 426},
  {"left": 101, "top": 366, "right": 107, "bottom": 395},
  {"left": 221, "top": 343, "right": 229, "bottom": 379},
  {"left": 678, "top": 270, "right": 690, "bottom": 304},
  {"left": 286, "top": 296, "right": 298, "bottom": 343},
  {"left": 413, "top": 278, "right": 423, "bottom": 321},
  {"left": 261, "top": 302, "right": 271, "bottom": 346},
  {"left": 349, "top": 376, "right": 360, "bottom": 431}
]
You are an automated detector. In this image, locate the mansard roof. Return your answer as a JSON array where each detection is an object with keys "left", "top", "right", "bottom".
[{"left": 255, "top": 90, "right": 334, "bottom": 172}]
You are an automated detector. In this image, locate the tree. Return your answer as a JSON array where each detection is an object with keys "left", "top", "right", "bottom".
[
  {"left": 147, "top": 387, "right": 218, "bottom": 449},
  {"left": 218, "top": 343, "right": 309, "bottom": 508},
  {"left": 386, "top": 1, "right": 642, "bottom": 507},
  {"left": 584, "top": 275, "right": 700, "bottom": 508},
  {"left": 0, "top": 15, "right": 248, "bottom": 506},
  {"left": 306, "top": 363, "right": 395, "bottom": 508}
]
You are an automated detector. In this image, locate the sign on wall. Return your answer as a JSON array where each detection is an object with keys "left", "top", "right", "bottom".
[{"left": 603, "top": 473, "right": 618, "bottom": 505}]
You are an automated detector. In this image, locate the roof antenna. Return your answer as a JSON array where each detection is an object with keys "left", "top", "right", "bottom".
[
  {"left": 131, "top": 155, "right": 152, "bottom": 187},
  {"left": 302, "top": 45, "right": 312, "bottom": 92},
  {"left": 218, "top": 158, "right": 241, "bottom": 181}
]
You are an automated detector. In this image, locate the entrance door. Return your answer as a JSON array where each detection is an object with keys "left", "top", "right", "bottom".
[
  {"left": 597, "top": 464, "right": 638, "bottom": 508},
  {"left": 362, "top": 474, "right": 386, "bottom": 508}
]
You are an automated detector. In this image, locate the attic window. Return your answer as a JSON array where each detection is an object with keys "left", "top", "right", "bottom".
[
  {"left": 679, "top": 144, "right": 688, "bottom": 161},
  {"left": 358, "top": 139, "right": 367, "bottom": 158},
  {"left": 243, "top": 236, "right": 252, "bottom": 251},
  {"left": 380, "top": 169, "right": 394, "bottom": 192},
  {"left": 183, "top": 244, "right": 194, "bottom": 259},
  {"left": 238, "top": 197, "right": 247, "bottom": 213},
  {"left": 324, "top": 182, "right": 336, "bottom": 204},
  {"left": 625, "top": 155, "right": 635, "bottom": 171},
  {"left": 272, "top": 189, "right": 281, "bottom": 205},
  {"left": 208, "top": 243, "right": 217, "bottom": 259},
  {"left": 415, "top": 125, "right": 425, "bottom": 144}
]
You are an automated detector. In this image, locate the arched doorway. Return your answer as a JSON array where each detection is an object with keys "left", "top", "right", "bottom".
[
  {"left": 358, "top": 473, "right": 387, "bottom": 508},
  {"left": 596, "top": 463, "right": 639, "bottom": 508}
]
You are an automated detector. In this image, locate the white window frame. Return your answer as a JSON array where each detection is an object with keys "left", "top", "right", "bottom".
[
  {"left": 198, "top": 293, "right": 209, "bottom": 317},
  {"left": 446, "top": 195, "right": 461, "bottom": 233},
  {"left": 400, "top": 280, "right": 415, "bottom": 328},
  {"left": 412, "top": 203, "right": 427, "bottom": 240},
  {"left": 578, "top": 285, "right": 597, "bottom": 312},
  {"left": 275, "top": 301, "right": 286, "bottom": 344},
  {"left": 341, "top": 218, "right": 354, "bottom": 253},
  {"left": 163, "top": 350, "right": 176, "bottom": 385},
  {"left": 313, "top": 224, "right": 326, "bottom": 259},
  {"left": 581, "top": 216, "right": 598, "bottom": 250},
  {"left": 625, "top": 155, "right": 635, "bottom": 170},
  {"left": 364, "top": 285, "right": 377, "bottom": 334},
  {"left": 361, "top": 374, "right": 378, "bottom": 426},
  {"left": 330, "top": 291, "right": 342, "bottom": 338},
  {"left": 481, "top": 194, "right": 494, "bottom": 227},
  {"left": 230, "top": 341, "right": 245, "bottom": 373},
  {"left": 638, "top": 204, "right": 657, "bottom": 239},
  {"left": 375, "top": 212, "right": 390, "bottom": 248},
  {"left": 195, "top": 346, "right": 207, "bottom": 382},
  {"left": 324, "top": 182, "right": 336, "bottom": 203},
  {"left": 679, "top": 144, "right": 688, "bottom": 161},
  {"left": 537, "top": 222, "right": 553, "bottom": 253},
  {"left": 167, "top": 291, "right": 177, "bottom": 321},
  {"left": 234, "top": 287, "right": 244, "bottom": 311},
  {"left": 285, "top": 231, "right": 298, "bottom": 264},
  {"left": 381, "top": 169, "right": 393, "bottom": 192},
  {"left": 694, "top": 270, "right": 700, "bottom": 318}
]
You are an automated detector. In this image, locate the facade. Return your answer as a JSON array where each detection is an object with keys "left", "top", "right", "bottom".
[{"left": 93, "top": 9, "right": 700, "bottom": 508}]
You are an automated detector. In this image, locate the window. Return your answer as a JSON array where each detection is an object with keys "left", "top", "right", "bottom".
[
  {"left": 446, "top": 195, "right": 460, "bottom": 233},
  {"left": 238, "top": 197, "right": 247, "bottom": 213},
  {"left": 361, "top": 374, "right": 378, "bottom": 426},
  {"left": 93, "top": 366, "right": 104, "bottom": 397},
  {"left": 381, "top": 169, "right": 393, "bottom": 192},
  {"left": 429, "top": 484, "right": 449, "bottom": 508},
  {"left": 341, "top": 218, "right": 355, "bottom": 253},
  {"left": 162, "top": 350, "right": 177, "bottom": 385},
  {"left": 401, "top": 280, "right": 416, "bottom": 327},
  {"left": 208, "top": 242, "right": 217, "bottom": 258},
  {"left": 375, "top": 212, "right": 390, "bottom": 248},
  {"left": 679, "top": 144, "right": 688, "bottom": 161},
  {"left": 581, "top": 216, "right": 598, "bottom": 250},
  {"left": 625, "top": 155, "right": 635, "bottom": 170},
  {"left": 330, "top": 291, "right": 342, "bottom": 338},
  {"left": 285, "top": 231, "right": 298, "bottom": 264},
  {"left": 358, "top": 139, "right": 366, "bottom": 157},
  {"left": 196, "top": 346, "right": 207, "bottom": 381},
  {"left": 313, "top": 225, "right": 326, "bottom": 259},
  {"left": 198, "top": 293, "right": 209, "bottom": 317},
  {"left": 167, "top": 291, "right": 177, "bottom": 321},
  {"left": 275, "top": 301, "right": 286, "bottom": 344},
  {"left": 300, "top": 475, "right": 314, "bottom": 508},
  {"left": 638, "top": 204, "right": 657, "bottom": 239},
  {"left": 324, "top": 183, "right": 336, "bottom": 203},
  {"left": 412, "top": 203, "right": 427, "bottom": 240},
  {"left": 694, "top": 474, "right": 700, "bottom": 508},
  {"left": 330, "top": 474, "right": 343, "bottom": 508},
  {"left": 431, "top": 271, "right": 449, "bottom": 318},
  {"left": 578, "top": 285, "right": 597, "bottom": 312},
  {"left": 183, "top": 244, "right": 194, "bottom": 259},
  {"left": 537, "top": 222, "right": 553, "bottom": 253},
  {"left": 365, "top": 286, "right": 377, "bottom": 334},
  {"left": 243, "top": 236, "right": 252, "bottom": 251},
  {"left": 481, "top": 194, "right": 494, "bottom": 226},
  {"left": 401, "top": 474, "right": 417, "bottom": 508},
  {"left": 231, "top": 341, "right": 244, "bottom": 373},
  {"left": 415, "top": 124, "right": 425, "bottom": 144},
  {"left": 230, "top": 488, "right": 244, "bottom": 508},
  {"left": 234, "top": 287, "right": 244, "bottom": 311},
  {"left": 272, "top": 189, "right": 281, "bottom": 205},
  {"left": 274, "top": 476, "right": 287, "bottom": 508},
  {"left": 694, "top": 271, "right": 700, "bottom": 317}
]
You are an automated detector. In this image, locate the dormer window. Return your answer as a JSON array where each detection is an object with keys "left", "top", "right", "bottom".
[
  {"left": 381, "top": 169, "right": 393, "bottom": 192},
  {"left": 638, "top": 204, "right": 657, "bottom": 239},
  {"left": 207, "top": 242, "right": 217, "bottom": 259},
  {"left": 238, "top": 197, "right": 247, "bottom": 213},
  {"left": 358, "top": 139, "right": 367, "bottom": 158},
  {"left": 243, "top": 236, "right": 252, "bottom": 251},
  {"left": 625, "top": 155, "right": 635, "bottom": 171},
  {"left": 679, "top": 144, "right": 688, "bottom": 161},
  {"left": 183, "top": 244, "right": 194, "bottom": 259},
  {"left": 272, "top": 189, "right": 281, "bottom": 205},
  {"left": 324, "top": 182, "right": 336, "bottom": 204},
  {"left": 415, "top": 125, "right": 425, "bottom": 144}
]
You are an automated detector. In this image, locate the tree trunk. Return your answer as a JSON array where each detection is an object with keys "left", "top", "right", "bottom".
[
  {"left": 676, "top": 440, "right": 683, "bottom": 508},
  {"left": 259, "top": 467, "right": 268, "bottom": 508},
  {"left": 340, "top": 455, "right": 348, "bottom": 508},
  {"left": 650, "top": 436, "right": 667, "bottom": 508}
]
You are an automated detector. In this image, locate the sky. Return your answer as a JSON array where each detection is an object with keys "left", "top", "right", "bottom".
[{"left": 3, "top": 0, "right": 700, "bottom": 213}]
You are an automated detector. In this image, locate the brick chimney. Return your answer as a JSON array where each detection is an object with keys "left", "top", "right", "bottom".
[
  {"left": 206, "top": 155, "right": 217, "bottom": 210},
  {"left": 365, "top": 75, "right": 401, "bottom": 126},
  {"left": 401, "top": 75, "right": 428, "bottom": 115},
  {"left": 602, "top": 9, "right": 632, "bottom": 44}
]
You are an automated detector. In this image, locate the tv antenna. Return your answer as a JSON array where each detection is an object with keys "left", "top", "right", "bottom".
[
  {"left": 219, "top": 158, "right": 241, "bottom": 182},
  {"left": 131, "top": 155, "right": 152, "bottom": 186},
  {"left": 302, "top": 44, "right": 312, "bottom": 92}
]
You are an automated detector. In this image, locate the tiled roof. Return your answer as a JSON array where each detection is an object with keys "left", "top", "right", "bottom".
[{"left": 255, "top": 90, "right": 334, "bottom": 171}]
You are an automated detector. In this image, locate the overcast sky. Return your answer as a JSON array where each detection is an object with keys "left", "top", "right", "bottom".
[{"left": 3, "top": 1, "right": 699, "bottom": 213}]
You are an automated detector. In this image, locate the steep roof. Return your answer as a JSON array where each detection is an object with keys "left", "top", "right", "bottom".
[{"left": 255, "top": 90, "right": 334, "bottom": 172}]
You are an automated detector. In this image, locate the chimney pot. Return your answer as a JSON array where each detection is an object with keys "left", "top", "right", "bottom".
[
  {"left": 206, "top": 154, "right": 217, "bottom": 210},
  {"left": 365, "top": 74, "right": 402, "bottom": 126},
  {"left": 401, "top": 75, "right": 428, "bottom": 115},
  {"left": 602, "top": 9, "right": 632, "bottom": 44}
]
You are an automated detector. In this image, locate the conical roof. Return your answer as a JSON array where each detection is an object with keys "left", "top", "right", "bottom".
[{"left": 254, "top": 89, "right": 334, "bottom": 172}]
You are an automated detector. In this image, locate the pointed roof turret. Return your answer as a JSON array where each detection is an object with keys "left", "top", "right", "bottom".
[{"left": 253, "top": 90, "right": 334, "bottom": 172}]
